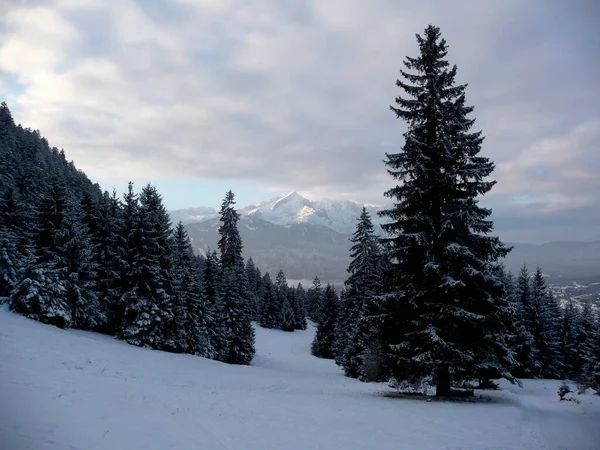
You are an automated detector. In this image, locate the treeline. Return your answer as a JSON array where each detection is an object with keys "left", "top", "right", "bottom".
[
  {"left": 309, "top": 25, "right": 600, "bottom": 396},
  {"left": 0, "top": 102, "right": 308, "bottom": 365}
]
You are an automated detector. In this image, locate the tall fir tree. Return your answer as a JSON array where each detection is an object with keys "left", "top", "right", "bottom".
[
  {"left": 378, "top": 25, "right": 514, "bottom": 395},
  {"left": 216, "top": 190, "right": 255, "bottom": 364},
  {"left": 311, "top": 284, "right": 339, "bottom": 359}
]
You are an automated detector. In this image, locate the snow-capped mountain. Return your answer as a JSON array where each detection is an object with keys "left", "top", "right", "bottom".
[
  {"left": 168, "top": 206, "right": 219, "bottom": 225},
  {"left": 171, "top": 191, "right": 386, "bottom": 234}
]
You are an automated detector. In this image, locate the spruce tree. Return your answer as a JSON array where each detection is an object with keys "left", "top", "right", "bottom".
[
  {"left": 378, "top": 25, "right": 514, "bottom": 395},
  {"left": 311, "top": 284, "right": 339, "bottom": 359},
  {"left": 216, "top": 190, "right": 255, "bottom": 364}
]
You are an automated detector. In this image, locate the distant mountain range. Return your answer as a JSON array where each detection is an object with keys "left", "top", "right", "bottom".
[
  {"left": 170, "top": 191, "right": 385, "bottom": 235},
  {"left": 171, "top": 192, "right": 600, "bottom": 306}
]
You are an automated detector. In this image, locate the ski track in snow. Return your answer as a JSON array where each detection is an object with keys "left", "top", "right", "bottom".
[{"left": 1, "top": 306, "right": 599, "bottom": 450}]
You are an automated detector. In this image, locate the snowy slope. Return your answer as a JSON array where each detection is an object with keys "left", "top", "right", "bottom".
[{"left": 1, "top": 307, "right": 600, "bottom": 450}]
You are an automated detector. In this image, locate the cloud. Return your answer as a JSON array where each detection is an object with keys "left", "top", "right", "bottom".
[{"left": 0, "top": 0, "right": 598, "bottom": 241}]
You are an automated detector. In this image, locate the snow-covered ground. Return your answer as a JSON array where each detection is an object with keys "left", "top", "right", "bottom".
[{"left": 1, "top": 306, "right": 599, "bottom": 450}]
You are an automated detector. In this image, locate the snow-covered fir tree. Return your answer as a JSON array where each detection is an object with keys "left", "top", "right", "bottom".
[
  {"left": 119, "top": 184, "right": 174, "bottom": 350},
  {"left": 216, "top": 190, "right": 255, "bottom": 365},
  {"left": 311, "top": 284, "right": 339, "bottom": 359},
  {"left": 378, "top": 25, "right": 514, "bottom": 395}
]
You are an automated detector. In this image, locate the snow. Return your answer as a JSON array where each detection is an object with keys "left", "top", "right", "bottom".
[{"left": 1, "top": 306, "right": 600, "bottom": 450}]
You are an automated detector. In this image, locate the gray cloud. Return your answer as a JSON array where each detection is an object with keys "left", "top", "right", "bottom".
[{"left": 0, "top": 0, "right": 598, "bottom": 241}]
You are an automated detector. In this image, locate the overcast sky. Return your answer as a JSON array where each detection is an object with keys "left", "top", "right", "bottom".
[{"left": 0, "top": 0, "right": 599, "bottom": 243}]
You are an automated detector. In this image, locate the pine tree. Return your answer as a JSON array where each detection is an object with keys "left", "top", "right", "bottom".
[
  {"left": 378, "top": 25, "right": 514, "bottom": 395},
  {"left": 311, "top": 284, "right": 339, "bottom": 359},
  {"left": 259, "top": 272, "right": 280, "bottom": 328},
  {"left": 120, "top": 184, "right": 174, "bottom": 350},
  {"left": 306, "top": 276, "right": 323, "bottom": 323},
  {"left": 216, "top": 190, "right": 255, "bottom": 364}
]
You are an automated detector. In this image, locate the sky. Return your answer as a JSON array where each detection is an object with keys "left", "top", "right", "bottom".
[{"left": 0, "top": 0, "right": 599, "bottom": 243}]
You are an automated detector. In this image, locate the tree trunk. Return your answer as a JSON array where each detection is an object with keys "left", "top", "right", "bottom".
[{"left": 436, "top": 365, "right": 451, "bottom": 397}]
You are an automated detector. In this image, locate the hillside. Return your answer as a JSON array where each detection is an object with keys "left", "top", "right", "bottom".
[{"left": 1, "top": 307, "right": 599, "bottom": 450}]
